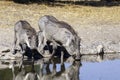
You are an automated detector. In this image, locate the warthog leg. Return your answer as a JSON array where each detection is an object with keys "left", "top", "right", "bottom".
[
  {"left": 51, "top": 41, "right": 57, "bottom": 58},
  {"left": 61, "top": 51, "right": 64, "bottom": 65},
  {"left": 12, "top": 30, "right": 18, "bottom": 54}
]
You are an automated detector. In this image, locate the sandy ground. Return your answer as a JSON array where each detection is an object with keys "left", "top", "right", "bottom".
[{"left": 0, "top": 1, "right": 120, "bottom": 60}]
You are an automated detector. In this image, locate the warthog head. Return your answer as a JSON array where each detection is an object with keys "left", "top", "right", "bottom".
[{"left": 66, "top": 35, "right": 81, "bottom": 58}]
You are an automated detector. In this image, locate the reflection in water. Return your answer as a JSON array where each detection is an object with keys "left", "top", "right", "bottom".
[
  {"left": 8, "top": 58, "right": 81, "bottom": 80},
  {"left": 10, "top": 61, "right": 39, "bottom": 80},
  {"left": 39, "top": 61, "right": 81, "bottom": 80}
]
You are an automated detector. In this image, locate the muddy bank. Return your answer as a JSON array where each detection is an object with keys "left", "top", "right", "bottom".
[{"left": 78, "top": 23, "right": 120, "bottom": 54}]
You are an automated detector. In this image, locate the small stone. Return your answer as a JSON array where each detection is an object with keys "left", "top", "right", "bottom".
[{"left": 97, "top": 44, "right": 104, "bottom": 54}]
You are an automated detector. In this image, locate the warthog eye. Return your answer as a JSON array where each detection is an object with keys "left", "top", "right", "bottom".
[{"left": 28, "top": 37, "right": 31, "bottom": 39}]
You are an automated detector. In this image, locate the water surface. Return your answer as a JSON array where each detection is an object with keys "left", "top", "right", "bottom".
[{"left": 81, "top": 59, "right": 120, "bottom": 80}]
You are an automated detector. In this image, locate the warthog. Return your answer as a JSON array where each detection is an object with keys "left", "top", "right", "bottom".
[
  {"left": 38, "top": 15, "right": 81, "bottom": 60},
  {"left": 12, "top": 20, "right": 39, "bottom": 60}
]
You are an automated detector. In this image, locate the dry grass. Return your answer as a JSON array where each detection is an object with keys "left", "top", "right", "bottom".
[{"left": 0, "top": 1, "right": 120, "bottom": 30}]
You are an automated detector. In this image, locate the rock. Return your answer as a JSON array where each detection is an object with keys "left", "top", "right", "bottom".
[
  {"left": 0, "top": 52, "right": 22, "bottom": 60},
  {"left": 97, "top": 44, "right": 104, "bottom": 54}
]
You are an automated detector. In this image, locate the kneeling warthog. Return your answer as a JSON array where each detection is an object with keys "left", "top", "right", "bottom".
[
  {"left": 12, "top": 20, "right": 39, "bottom": 60},
  {"left": 38, "top": 15, "right": 81, "bottom": 60}
]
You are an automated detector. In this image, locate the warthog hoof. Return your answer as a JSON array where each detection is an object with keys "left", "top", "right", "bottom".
[
  {"left": 12, "top": 49, "right": 18, "bottom": 55},
  {"left": 75, "top": 55, "right": 81, "bottom": 61},
  {"left": 75, "top": 58, "right": 81, "bottom": 61}
]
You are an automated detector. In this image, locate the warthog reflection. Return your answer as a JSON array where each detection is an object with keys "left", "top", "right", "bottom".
[
  {"left": 9, "top": 61, "right": 39, "bottom": 80},
  {"left": 10, "top": 59, "right": 81, "bottom": 80},
  {"left": 39, "top": 60, "right": 81, "bottom": 80}
]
